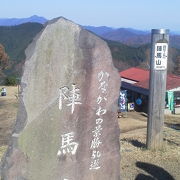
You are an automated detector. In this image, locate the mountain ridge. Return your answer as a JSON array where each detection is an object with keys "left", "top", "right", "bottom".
[
  {"left": 0, "top": 15, "right": 47, "bottom": 26},
  {"left": 84, "top": 26, "right": 180, "bottom": 49},
  {"left": 0, "top": 16, "right": 179, "bottom": 49}
]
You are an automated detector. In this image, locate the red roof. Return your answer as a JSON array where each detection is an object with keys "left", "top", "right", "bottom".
[
  {"left": 166, "top": 75, "right": 180, "bottom": 90},
  {"left": 120, "top": 67, "right": 180, "bottom": 90},
  {"left": 120, "top": 67, "right": 149, "bottom": 82}
]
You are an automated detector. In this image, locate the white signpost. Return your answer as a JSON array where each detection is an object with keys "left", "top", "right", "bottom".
[{"left": 154, "top": 43, "right": 168, "bottom": 70}]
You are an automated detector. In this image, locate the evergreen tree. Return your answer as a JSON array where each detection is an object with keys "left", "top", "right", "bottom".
[{"left": 0, "top": 43, "right": 9, "bottom": 70}]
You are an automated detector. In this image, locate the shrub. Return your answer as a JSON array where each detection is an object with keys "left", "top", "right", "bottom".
[{"left": 5, "top": 76, "right": 17, "bottom": 86}]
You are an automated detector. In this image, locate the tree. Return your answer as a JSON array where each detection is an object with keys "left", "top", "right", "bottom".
[
  {"left": 0, "top": 43, "right": 9, "bottom": 70},
  {"left": 174, "top": 56, "right": 180, "bottom": 75}
]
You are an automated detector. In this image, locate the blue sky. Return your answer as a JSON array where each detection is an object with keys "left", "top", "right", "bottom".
[{"left": 1, "top": 0, "right": 180, "bottom": 31}]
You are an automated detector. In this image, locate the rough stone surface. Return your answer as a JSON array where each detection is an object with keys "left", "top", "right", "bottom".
[{"left": 1, "top": 18, "right": 120, "bottom": 180}]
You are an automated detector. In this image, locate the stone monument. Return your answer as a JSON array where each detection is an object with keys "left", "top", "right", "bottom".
[{"left": 1, "top": 17, "right": 121, "bottom": 180}]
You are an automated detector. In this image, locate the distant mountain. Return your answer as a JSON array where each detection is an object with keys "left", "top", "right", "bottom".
[
  {"left": 0, "top": 15, "right": 47, "bottom": 26},
  {"left": 102, "top": 28, "right": 150, "bottom": 47},
  {"left": 84, "top": 26, "right": 148, "bottom": 36},
  {"left": 121, "top": 28, "right": 149, "bottom": 35},
  {"left": 84, "top": 26, "right": 180, "bottom": 49},
  {"left": 83, "top": 26, "right": 114, "bottom": 36},
  {"left": 170, "top": 35, "right": 180, "bottom": 49},
  {"left": 171, "top": 31, "right": 180, "bottom": 35}
]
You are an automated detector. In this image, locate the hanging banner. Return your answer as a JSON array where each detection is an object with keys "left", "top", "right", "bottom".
[
  {"left": 154, "top": 43, "right": 168, "bottom": 70},
  {"left": 119, "top": 90, "right": 127, "bottom": 112},
  {"left": 167, "top": 91, "right": 174, "bottom": 111}
]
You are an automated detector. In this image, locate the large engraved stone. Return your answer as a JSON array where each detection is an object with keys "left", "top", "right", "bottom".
[{"left": 1, "top": 18, "right": 120, "bottom": 180}]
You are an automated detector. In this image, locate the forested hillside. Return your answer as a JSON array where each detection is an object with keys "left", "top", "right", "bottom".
[
  {"left": 0, "top": 23, "right": 44, "bottom": 77},
  {"left": 106, "top": 40, "right": 180, "bottom": 73},
  {"left": 0, "top": 22, "right": 179, "bottom": 84}
]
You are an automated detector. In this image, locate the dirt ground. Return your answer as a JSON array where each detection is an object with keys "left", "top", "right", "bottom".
[
  {"left": 0, "top": 86, "right": 180, "bottom": 179},
  {"left": 119, "top": 111, "right": 180, "bottom": 180},
  {"left": 0, "top": 86, "right": 18, "bottom": 158}
]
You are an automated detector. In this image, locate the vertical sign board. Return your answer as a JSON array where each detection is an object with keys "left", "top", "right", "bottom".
[
  {"left": 154, "top": 43, "right": 168, "bottom": 70},
  {"left": 147, "top": 29, "right": 169, "bottom": 150},
  {"left": 119, "top": 90, "right": 127, "bottom": 112}
]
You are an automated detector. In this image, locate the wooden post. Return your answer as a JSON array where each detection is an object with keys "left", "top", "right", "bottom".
[{"left": 147, "top": 29, "right": 169, "bottom": 150}]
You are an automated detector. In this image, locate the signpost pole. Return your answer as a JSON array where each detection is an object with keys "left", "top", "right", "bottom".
[{"left": 147, "top": 29, "right": 169, "bottom": 150}]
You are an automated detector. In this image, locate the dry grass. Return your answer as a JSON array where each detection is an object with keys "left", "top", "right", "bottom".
[
  {"left": 0, "top": 86, "right": 18, "bottom": 160},
  {"left": 0, "top": 146, "right": 7, "bottom": 159},
  {"left": 119, "top": 112, "right": 180, "bottom": 180}
]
